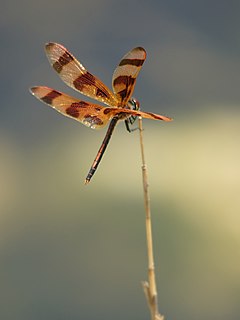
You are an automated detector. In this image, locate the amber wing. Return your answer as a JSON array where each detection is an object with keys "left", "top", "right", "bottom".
[
  {"left": 30, "top": 86, "right": 115, "bottom": 129},
  {"left": 112, "top": 47, "right": 146, "bottom": 107},
  {"left": 45, "top": 43, "right": 119, "bottom": 107},
  {"left": 30, "top": 86, "right": 172, "bottom": 129}
]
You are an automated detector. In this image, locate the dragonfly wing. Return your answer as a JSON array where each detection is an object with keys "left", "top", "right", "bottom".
[
  {"left": 112, "top": 47, "right": 146, "bottom": 107},
  {"left": 45, "top": 43, "right": 118, "bottom": 107},
  {"left": 102, "top": 107, "right": 172, "bottom": 122},
  {"left": 30, "top": 86, "right": 116, "bottom": 129}
]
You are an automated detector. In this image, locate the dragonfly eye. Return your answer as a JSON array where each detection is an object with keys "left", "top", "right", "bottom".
[{"left": 127, "top": 98, "right": 140, "bottom": 111}]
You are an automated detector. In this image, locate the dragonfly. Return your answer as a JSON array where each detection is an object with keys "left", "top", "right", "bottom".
[{"left": 30, "top": 43, "right": 172, "bottom": 184}]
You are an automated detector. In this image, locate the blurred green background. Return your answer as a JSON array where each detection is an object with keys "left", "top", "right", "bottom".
[{"left": 1, "top": 0, "right": 240, "bottom": 319}]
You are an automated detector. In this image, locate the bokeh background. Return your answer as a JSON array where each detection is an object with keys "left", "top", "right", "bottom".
[{"left": 1, "top": 0, "right": 240, "bottom": 319}]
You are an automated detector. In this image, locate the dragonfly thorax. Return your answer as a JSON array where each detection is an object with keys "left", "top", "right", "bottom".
[
  {"left": 127, "top": 98, "right": 140, "bottom": 111},
  {"left": 124, "top": 98, "right": 141, "bottom": 132}
]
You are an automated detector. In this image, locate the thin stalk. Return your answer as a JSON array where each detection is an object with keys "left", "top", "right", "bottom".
[{"left": 138, "top": 117, "right": 164, "bottom": 320}]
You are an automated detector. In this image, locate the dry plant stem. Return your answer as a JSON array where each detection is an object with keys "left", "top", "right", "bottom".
[{"left": 138, "top": 117, "right": 164, "bottom": 320}]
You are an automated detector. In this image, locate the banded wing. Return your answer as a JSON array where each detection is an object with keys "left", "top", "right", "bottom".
[
  {"left": 112, "top": 47, "right": 146, "bottom": 107},
  {"left": 45, "top": 43, "right": 119, "bottom": 107},
  {"left": 30, "top": 86, "right": 116, "bottom": 129},
  {"left": 30, "top": 87, "right": 172, "bottom": 129},
  {"left": 119, "top": 109, "right": 172, "bottom": 122}
]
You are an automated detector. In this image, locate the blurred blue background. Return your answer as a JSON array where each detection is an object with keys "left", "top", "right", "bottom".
[{"left": 1, "top": 0, "right": 240, "bottom": 319}]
